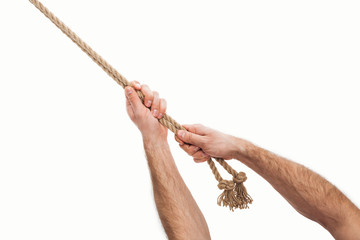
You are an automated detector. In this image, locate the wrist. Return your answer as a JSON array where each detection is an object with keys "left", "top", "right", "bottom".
[
  {"left": 142, "top": 135, "right": 172, "bottom": 164},
  {"left": 142, "top": 134, "right": 168, "bottom": 147},
  {"left": 232, "top": 137, "right": 252, "bottom": 162},
  {"left": 141, "top": 127, "right": 167, "bottom": 143}
]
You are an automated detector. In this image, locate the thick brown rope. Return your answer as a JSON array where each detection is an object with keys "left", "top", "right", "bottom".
[{"left": 29, "top": 0, "right": 252, "bottom": 211}]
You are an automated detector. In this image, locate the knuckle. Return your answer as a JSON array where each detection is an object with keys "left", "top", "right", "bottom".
[
  {"left": 144, "top": 93, "right": 152, "bottom": 100},
  {"left": 143, "top": 86, "right": 151, "bottom": 94},
  {"left": 187, "top": 132, "right": 192, "bottom": 142},
  {"left": 160, "top": 99, "right": 167, "bottom": 110},
  {"left": 196, "top": 123, "right": 204, "bottom": 129},
  {"left": 143, "top": 90, "right": 154, "bottom": 105},
  {"left": 131, "top": 81, "right": 141, "bottom": 89},
  {"left": 153, "top": 101, "right": 160, "bottom": 108},
  {"left": 190, "top": 146, "right": 198, "bottom": 154},
  {"left": 193, "top": 123, "right": 202, "bottom": 132},
  {"left": 146, "top": 92, "right": 154, "bottom": 100},
  {"left": 153, "top": 91, "right": 159, "bottom": 98},
  {"left": 183, "top": 147, "right": 192, "bottom": 155}
]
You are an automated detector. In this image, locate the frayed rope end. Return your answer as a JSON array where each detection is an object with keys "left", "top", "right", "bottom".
[{"left": 217, "top": 172, "right": 253, "bottom": 211}]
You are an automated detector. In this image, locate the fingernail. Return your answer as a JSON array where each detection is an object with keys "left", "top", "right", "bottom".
[
  {"left": 177, "top": 130, "right": 185, "bottom": 139},
  {"left": 193, "top": 146, "right": 200, "bottom": 152},
  {"left": 126, "top": 88, "right": 132, "bottom": 95},
  {"left": 158, "top": 113, "right": 163, "bottom": 119},
  {"left": 146, "top": 100, "right": 152, "bottom": 107},
  {"left": 179, "top": 142, "right": 184, "bottom": 146},
  {"left": 153, "top": 109, "right": 158, "bottom": 117},
  {"left": 135, "top": 83, "right": 141, "bottom": 89}
]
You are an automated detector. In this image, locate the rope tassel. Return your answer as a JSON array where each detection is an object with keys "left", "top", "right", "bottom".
[
  {"left": 233, "top": 172, "right": 253, "bottom": 209},
  {"left": 28, "top": 0, "right": 253, "bottom": 211},
  {"left": 217, "top": 180, "right": 238, "bottom": 211},
  {"left": 216, "top": 173, "right": 252, "bottom": 211}
]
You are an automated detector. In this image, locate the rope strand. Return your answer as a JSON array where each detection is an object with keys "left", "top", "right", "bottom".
[{"left": 28, "top": 0, "right": 252, "bottom": 211}]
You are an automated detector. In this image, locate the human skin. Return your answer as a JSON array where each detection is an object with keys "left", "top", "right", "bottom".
[
  {"left": 124, "top": 81, "right": 211, "bottom": 240},
  {"left": 176, "top": 124, "right": 360, "bottom": 239}
]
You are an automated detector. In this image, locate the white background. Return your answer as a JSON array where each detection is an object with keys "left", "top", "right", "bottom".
[{"left": 0, "top": 0, "right": 359, "bottom": 239}]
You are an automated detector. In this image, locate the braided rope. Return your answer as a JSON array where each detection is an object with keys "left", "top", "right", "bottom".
[{"left": 29, "top": 0, "right": 252, "bottom": 210}]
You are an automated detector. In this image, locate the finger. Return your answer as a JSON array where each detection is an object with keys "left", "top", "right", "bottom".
[
  {"left": 183, "top": 124, "right": 210, "bottom": 136},
  {"left": 130, "top": 80, "right": 142, "bottom": 90},
  {"left": 175, "top": 135, "right": 185, "bottom": 145},
  {"left": 192, "top": 150, "right": 210, "bottom": 159},
  {"left": 177, "top": 129, "right": 204, "bottom": 146},
  {"left": 189, "top": 145, "right": 200, "bottom": 155},
  {"left": 158, "top": 98, "right": 167, "bottom": 119},
  {"left": 141, "top": 84, "right": 154, "bottom": 108},
  {"left": 194, "top": 157, "right": 209, "bottom": 163},
  {"left": 180, "top": 144, "right": 200, "bottom": 156},
  {"left": 125, "top": 86, "right": 143, "bottom": 113},
  {"left": 151, "top": 91, "right": 160, "bottom": 118}
]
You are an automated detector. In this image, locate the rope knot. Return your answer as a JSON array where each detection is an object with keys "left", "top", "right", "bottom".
[
  {"left": 233, "top": 172, "right": 247, "bottom": 184},
  {"left": 217, "top": 180, "right": 234, "bottom": 191}
]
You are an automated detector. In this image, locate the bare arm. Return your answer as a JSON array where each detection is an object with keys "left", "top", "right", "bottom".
[
  {"left": 125, "top": 83, "right": 210, "bottom": 240},
  {"left": 238, "top": 139, "right": 360, "bottom": 239},
  {"left": 143, "top": 138, "right": 210, "bottom": 240},
  {"left": 176, "top": 124, "right": 360, "bottom": 239}
]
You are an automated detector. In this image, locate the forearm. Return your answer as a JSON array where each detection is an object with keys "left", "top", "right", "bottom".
[
  {"left": 143, "top": 137, "right": 210, "bottom": 240},
  {"left": 234, "top": 138, "right": 360, "bottom": 238}
]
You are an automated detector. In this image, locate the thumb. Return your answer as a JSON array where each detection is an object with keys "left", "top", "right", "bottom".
[
  {"left": 177, "top": 129, "right": 204, "bottom": 146},
  {"left": 125, "top": 86, "right": 143, "bottom": 112}
]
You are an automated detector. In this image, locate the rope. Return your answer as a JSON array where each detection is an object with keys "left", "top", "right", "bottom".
[{"left": 28, "top": 0, "right": 252, "bottom": 211}]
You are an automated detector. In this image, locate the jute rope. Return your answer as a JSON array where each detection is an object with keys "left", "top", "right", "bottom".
[{"left": 29, "top": 0, "right": 252, "bottom": 211}]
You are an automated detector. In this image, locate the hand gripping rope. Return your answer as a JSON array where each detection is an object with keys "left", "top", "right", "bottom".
[{"left": 29, "top": 0, "right": 252, "bottom": 211}]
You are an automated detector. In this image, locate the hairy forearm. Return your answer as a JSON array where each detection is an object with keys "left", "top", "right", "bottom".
[
  {"left": 234, "top": 138, "right": 360, "bottom": 238},
  {"left": 143, "top": 138, "right": 210, "bottom": 240}
]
